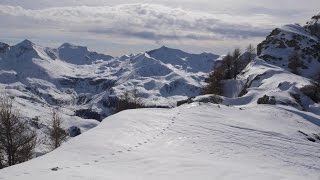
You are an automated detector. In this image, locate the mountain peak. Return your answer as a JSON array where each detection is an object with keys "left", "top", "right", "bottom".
[
  {"left": 0, "top": 42, "right": 10, "bottom": 49},
  {"left": 57, "top": 42, "right": 113, "bottom": 65},
  {"left": 311, "top": 12, "right": 320, "bottom": 20},
  {"left": 157, "top": 45, "right": 180, "bottom": 52},
  {"left": 150, "top": 46, "right": 216, "bottom": 57},
  {"left": 258, "top": 14, "right": 320, "bottom": 78},
  {"left": 146, "top": 46, "right": 218, "bottom": 73},
  {"left": 60, "top": 42, "right": 72, "bottom": 47},
  {"left": 15, "top": 39, "right": 35, "bottom": 48},
  {"left": 0, "top": 42, "right": 10, "bottom": 53},
  {"left": 0, "top": 41, "right": 9, "bottom": 46},
  {"left": 147, "top": 46, "right": 185, "bottom": 56},
  {"left": 305, "top": 12, "right": 320, "bottom": 39},
  {"left": 59, "top": 42, "right": 88, "bottom": 51},
  {"left": 159, "top": 45, "right": 169, "bottom": 49}
]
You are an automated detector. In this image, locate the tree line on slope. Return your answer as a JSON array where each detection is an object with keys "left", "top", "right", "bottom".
[
  {"left": 113, "top": 85, "right": 170, "bottom": 113},
  {"left": 202, "top": 44, "right": 256, "bottom": 95},
  {"left": 0, "top": 94, "right": 69, "bottom": 169},
  {"left": 202, "top": 45, "right": 320, "bottom": 104},
  {"left": 113, "top": 86, "right": 146, "bottom": 113}
]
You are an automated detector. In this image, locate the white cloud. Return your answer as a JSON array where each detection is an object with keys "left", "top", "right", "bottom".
[
  {"left": 0, "top": 3, "right": 318, "bottom": 55},
  {"left": 0, "top": 4, "right": 271, "bottom": 41}
]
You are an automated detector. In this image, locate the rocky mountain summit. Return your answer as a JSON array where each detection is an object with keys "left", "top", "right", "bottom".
[{"left": 257, "top": 13, "right": 320, "bottom": 79}]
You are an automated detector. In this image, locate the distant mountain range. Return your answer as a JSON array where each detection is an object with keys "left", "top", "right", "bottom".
[{"left": 0, "top": 39, "right": 218, "bottom": 128}]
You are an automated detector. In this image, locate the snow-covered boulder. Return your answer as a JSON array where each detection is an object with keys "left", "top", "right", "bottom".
[{"left": 68, "top": 126, "right": 81, "bottom": 137}]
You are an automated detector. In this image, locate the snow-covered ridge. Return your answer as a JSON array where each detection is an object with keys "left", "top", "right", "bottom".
[
  {"left": 147, "top": 46, "right": 218, "bottom": 73},
  {"left": 222, "top": 57, "right": 319, "bottom": 114},
  {"left": 57, "top": 43, "right": 113, "bottom": 65},
  {"left": 0, "top": 39, "right": 217, "bottom": 109},
  {"left": 176, "top": 54, "right": 319, "bottom": 116},
  {"left": 257, "top": 13, "right": 320, "bottom": 78}
]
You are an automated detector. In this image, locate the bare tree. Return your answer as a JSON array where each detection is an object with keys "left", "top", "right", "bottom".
[
  {"left": 46, "top": 109, "right": 68, "bottom": 150},
  {"left": 114, "top": 87, "right": 146, "bottom": 113},
  {"left": 0, "top": 153, "right": 4, "bottom": 169},
  {"left": 115, "top": 90, "right": 131, "bottom": 113},
  {"left": 202, "top": 68, "right": 224, "bottom": 95},
  {"left": 232, "top": 48, "right": 241, "bottom": 79},
  {"left": 202, "top": 56, "right": 227, "bottom": 95},
  {"left": 246, "top": 44, "right": 256, "bottom": 55},
  {"left": 132, "top": 85, "right": 143, "bottom": 108},
  {"left": 288, "top": 52, "right": 302, "bottom": 75},
  {"left": 315, "top": 72, "right": 320, "bottom": 84},
  {"left": 0, "top": 94, "right": 37, "bottom": 167},
  {"left": 246, "top": 44, "right": 256, "bottom": 61},
  {"left": 224, "top": 53, "right": 234, "bottom": 79},
  {"left": 233, "top": 48, "right": 241, "bottom": 59}
]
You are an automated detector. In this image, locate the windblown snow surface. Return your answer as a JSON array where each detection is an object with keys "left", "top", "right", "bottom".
[{"left": 0, "top": 103, "right": 319, "bottom": 180}]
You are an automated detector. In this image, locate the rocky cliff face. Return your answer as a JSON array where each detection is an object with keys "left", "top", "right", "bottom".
[
  {"left": 0, "top": 42, "right": 9, "bottom": 54},
  {"left": 305, "top": 13, "right": 320, "bottom": 39},
  {"left": 257, "top": 13, "right": 320, "bottom": 79}
]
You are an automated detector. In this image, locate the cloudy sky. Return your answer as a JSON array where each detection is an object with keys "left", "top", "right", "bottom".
[{"left": 0, "top": 0, "right": 319, "bottom": 56}]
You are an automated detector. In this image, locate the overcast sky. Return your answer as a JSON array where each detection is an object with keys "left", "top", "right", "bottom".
[{"left": 0, "top": 0, "right": 319, "bottom": 56}]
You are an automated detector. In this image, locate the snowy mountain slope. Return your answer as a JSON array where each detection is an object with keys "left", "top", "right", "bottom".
[
  {"left": 0, "top": 40, "right": 219, "bottom": 153},
  {"left": 219, "top": 14, "right": 320, "bottom": 115},
  {"left": 110, "top": 52, "right": 208, "bottom": 104},
  {"left": 220, "top": 57, "right": 320, "bottom": 115},
  {"left": 1, "top": 103, "right": 319, "bottom": 180},
  {"left": 257, "top": 14, "right": 320, "bottom": 78},
  {"left": 148, "top": 46, "right": 219, "bottom": 73},
  {"left": 0, "top": 40, "right": 218, "bottom": 112},
  {"left": 58, "top": 43, "right": 113, "bottom": 65}
]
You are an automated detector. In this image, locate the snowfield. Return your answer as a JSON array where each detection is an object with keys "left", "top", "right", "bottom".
[{"left": 1, "top": 103, "right": 319, "bottom": 180}]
